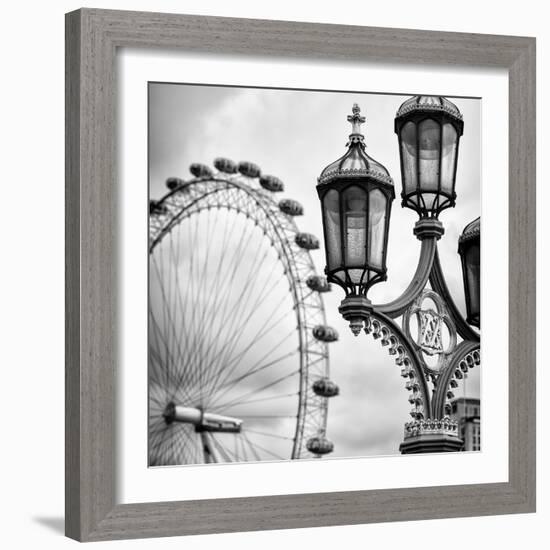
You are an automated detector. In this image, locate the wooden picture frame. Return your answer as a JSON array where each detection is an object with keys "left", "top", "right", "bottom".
[{"left": 65, "top": 8, "right": 536, "bottom": 542}]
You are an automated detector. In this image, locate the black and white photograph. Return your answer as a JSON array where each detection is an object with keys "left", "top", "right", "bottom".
[
  {"left": 2, "top": 0, "right": 541, "bottom": 546},
  {"left": 148, "top": 83, "right": 481, "bottom": 467}
]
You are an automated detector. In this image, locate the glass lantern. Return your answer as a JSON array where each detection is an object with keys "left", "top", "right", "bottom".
[
  {"left": 317, "top": 104, "right": 394, "bottom": 297},
  {"left": 458, "top": 217, "right": 480, "bottom": 328},
  {"left": 395, "top": 96, "right": 464, "bottom": 218}
]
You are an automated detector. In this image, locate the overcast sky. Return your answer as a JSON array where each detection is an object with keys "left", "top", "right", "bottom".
[{"left": 149, "top": 83, "right": 481, "bottom": 460}]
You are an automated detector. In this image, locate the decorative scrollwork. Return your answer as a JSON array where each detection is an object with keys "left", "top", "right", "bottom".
[
  {"left": 402, "top": 289, "right": 457, "bottom": 375},
  {"left": 317, "top": 167, "right": 394, "bottom": 187},
  {"left": 364, "top": 313, "right": 431, "bottom": 420},
  {"left": 431, "top": 341, "right": 481, "bottom": 418},
  {"left": 403, "top": 416, "right": 459, "bottom": 440}
]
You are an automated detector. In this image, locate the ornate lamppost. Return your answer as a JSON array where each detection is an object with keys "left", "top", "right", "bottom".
[{"left": 317, "top": 99, "right": 481, "bottom": 454}]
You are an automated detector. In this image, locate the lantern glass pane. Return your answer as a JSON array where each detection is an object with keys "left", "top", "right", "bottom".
[
  {"left": 368, "top": 188, "right": 387, "bottom": 269},
  {"left": 441, "top": 122, "right": 458, "bottom": 194},
  {"left": 418, "top": 118, "right": 441, "bottom": 191},
  {"left": 343, "top": 186, "right": 367, "bottom": 279},
  {"left": 465, "top": 242, "right": 480, "bottom": 321},
  {"left": 323, "top": 189, "right": 342, "bottom": 271},
  {"left": 400, "top": 121, "right": 418, "bottom": 194}
]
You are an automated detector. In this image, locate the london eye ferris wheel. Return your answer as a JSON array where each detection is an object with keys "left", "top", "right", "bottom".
[{"left": 148, "top": 158, "right": 340, "bottom": 466}]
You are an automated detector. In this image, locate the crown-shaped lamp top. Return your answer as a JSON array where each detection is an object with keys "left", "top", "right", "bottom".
[{"left": 317, "top": 104, "right": 393, "bottom": 187}]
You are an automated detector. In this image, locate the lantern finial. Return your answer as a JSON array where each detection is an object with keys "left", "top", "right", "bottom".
[{"left": 347, "top": 103, "right": 366, "bottom": 135}]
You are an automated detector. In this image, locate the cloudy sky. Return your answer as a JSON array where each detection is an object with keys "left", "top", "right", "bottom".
[{"left": 149, "top": 82, "right": 481, "bottom": 460}]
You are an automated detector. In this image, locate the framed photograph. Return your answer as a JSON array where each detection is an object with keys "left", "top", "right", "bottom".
[{"left": 65, "top": 8, "right": 536, "bottom": 542}]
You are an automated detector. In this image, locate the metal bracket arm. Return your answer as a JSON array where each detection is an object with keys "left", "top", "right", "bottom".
[
  {"left": 365, "top": 310, "right": 433, "bottom": 420},
  {"left": 375, "top": 237, "right": 436, "bottom": 318}
]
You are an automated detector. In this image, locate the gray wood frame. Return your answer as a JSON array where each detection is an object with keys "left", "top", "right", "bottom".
[{"left": 65, "top": 8, "right": 536, "bottom": 542}]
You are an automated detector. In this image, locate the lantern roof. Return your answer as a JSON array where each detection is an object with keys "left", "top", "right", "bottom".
[
  {"left": 459, "top": 216, "right": 480, "bottom": 244},
  {"left": 318, "top": 104, "right": 394, "bottom": 187},
  {"left": 395, "top": 95, "right": 463, "bottom": 124}
]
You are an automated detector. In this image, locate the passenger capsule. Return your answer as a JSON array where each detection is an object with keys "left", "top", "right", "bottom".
[
  {"left": 214, "top": 157, "right": 238, "bottom": 174},
  {"left": 312, "top": 378, "right": 339, "bottom": 398},
  {"left": 259, "top": 175, "right": 284, "bottom": 192},
  {"left": 295, "top": 233, "right": 319, "bottom": 250},
  {"left": 149, "top": 200, "right": 168, "bottom": 215},
  {"left": 306, "top": 434, "right": 334, "bottom": 455},
  {"left": 312, "top": 325, "right": 339, "bottom": 343},
  {"left": 166, "top": 177, "right": 184, "bottom": 190},
  {"left": 279, "top": 199, "right": 304, "bottom": 216},
  {"left": 306, "top": 275, "right": 331, "bottom": 293},
  {"left": 189, "top": 163, "right": 214, "bottom": 178},
  {"left": 238, "top": 161, "right": 261, "bottom": 178}
]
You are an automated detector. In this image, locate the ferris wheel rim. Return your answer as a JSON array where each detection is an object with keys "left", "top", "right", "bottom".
[{"left": 148, "top": 173, "right": 331, "bottom": 462}]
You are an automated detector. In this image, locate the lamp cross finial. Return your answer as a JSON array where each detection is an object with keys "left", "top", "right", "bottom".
[{"left": 347, "top": 103, "right": 366, "bottom": 135}]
